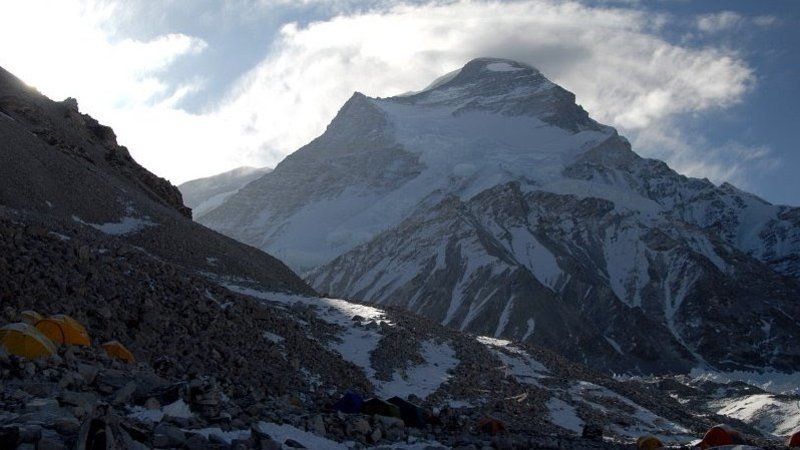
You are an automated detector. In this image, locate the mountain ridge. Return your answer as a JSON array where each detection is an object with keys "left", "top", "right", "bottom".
[{"left": 198, "top": 57, "right": 800, "bottom": 375}]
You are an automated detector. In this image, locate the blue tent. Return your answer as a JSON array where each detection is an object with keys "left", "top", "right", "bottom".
[{"left": 333, "top": 391, "right": 364, "bottom": 414}]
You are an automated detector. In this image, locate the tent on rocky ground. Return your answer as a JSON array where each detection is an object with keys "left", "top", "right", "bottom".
[
  {"left": 699, "top": 424, "right": 743, "bottom": 449},
  {"left": 360, "top": 398, "right": 402, "bottom": 419},
  {"left": 101, "top": 340, "right": 136, "bottom": 363},
  {"left": 35, "top": 314, "right": 90, "bottom": 346},
  {"left": 333, "top": 391, "right": 364, "bottom": 414},
  {"left": 387, "top": 396, "right": 428, "bottom": 428},
  {"left": 789, "top": 431, "right": 800, "bottom": 448},
  {"left": 0, "top": 323, "right": 57, "bottom": 359},
  {"left": 636, "top": 435, "right": 664, "bottom": 450},
  {"left": 20, "top": 310, "right": 43, "bottom": 325},
  {"left": 477, "top": 417, "right": 506, "bottom": 435}
]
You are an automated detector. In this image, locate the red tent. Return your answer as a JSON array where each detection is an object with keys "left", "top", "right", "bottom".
[
  {"left": 477, "top": 417, "right": 506, "bottom": 435},
  {"left": 699, "top": 425, "right": 743, "bottom": 449},
  {"left": 788, "top": 430, "right": 800, "bottom": 448}
]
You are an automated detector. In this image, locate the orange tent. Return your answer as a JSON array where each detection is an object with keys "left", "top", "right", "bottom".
[
  {"left": 0, "top": 323, "right": 57, "bottom": 359},
  {"left": 789, "top": 431, "right": 800, "bottom": 448},
  {"left": 477, "top": 417, "right": 506, "bottom": 435},
  {"left": 101, "top": 340, "right": 135, "bottom": 363},
  {"left": 636, "top": 435, "right": 664, "bottom": 450},
  {"left": 20, "top": 310, "right": 43, "bottom": 325},
  {"left": 35, "top": 314, "right": 90, "bottom": 346},
  {"left": 699, "top": 424, "right": 743, "bottom": 449}
]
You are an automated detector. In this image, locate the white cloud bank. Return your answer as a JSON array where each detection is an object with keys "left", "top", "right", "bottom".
[
  {"left": 0, "top": 0, "right": 770, "bottom": 187},
  {"left": 695, "top": 11, "right": 777, "bottom": 33},
  {"left": 216, "top": 0, "right": 759, "bottom": 184}
]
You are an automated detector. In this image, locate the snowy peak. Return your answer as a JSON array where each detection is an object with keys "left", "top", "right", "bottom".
[
  {"left": 197, "top": 58, "right": 800, "bottom": 375},
  {"left": 392, "top": 58, "right": 599, "bottom": 133},
  {"left": 416, "top": 58, "right": 547, "bottom": 94}
]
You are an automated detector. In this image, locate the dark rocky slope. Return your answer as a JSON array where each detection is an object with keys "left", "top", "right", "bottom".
[{"left": 0, "top": 65, "right": 311, "bottom": 295}]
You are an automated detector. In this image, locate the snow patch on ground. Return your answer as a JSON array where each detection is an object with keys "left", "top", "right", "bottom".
[
  {"left": 73, "top": 215, "right": 155, "bottom": 236},
  {"left": 128, "top": 399, "right": 193, "bottom": 423},
  {"left": 477, "top": 335, "right": 549, "bottom": 385},
  {"left": 127, "top": 407, "right": 164, "bottom": 423},
  {"left": 262, "top": 331, "right": 284, "bottom": 344},
  {"left": 493, "top": 349, "right": 548, "bottom": 386},
  {"left": 570, "top": 381, "right": 691, "bottom": 442},
  {"left": 547, "top": 397, "right": 583, "bottom": 433},
  {"left": 376, "top": 340, "right": 458, "bottom": 399},
  {"left": 226, "top": 286, "right": 455, "bottom": 399},
  {"left": 713, "top": 394, "right": 800, "bottom": 437},
  {"left": 162, "top": 399, "right": 193, "bottom": 419},
  {"left": 476, "top": 336, "right": 513, "bottom": 348},
  {"left": 255, "top": 422, "right": 348, "bottom": 449},
  {"left": 185, "top": 428, "right": 251, "bottom": 445}
]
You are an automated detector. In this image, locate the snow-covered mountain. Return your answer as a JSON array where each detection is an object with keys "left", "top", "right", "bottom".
[
  {"left": 199, "top": 58, "right": 800, "bottom": 375},
  {"left": 6, "top": 61, "right": 798, "bottom": 449},
  {"left": 179, "top": 166, "right": 271, "bottom": 220}
]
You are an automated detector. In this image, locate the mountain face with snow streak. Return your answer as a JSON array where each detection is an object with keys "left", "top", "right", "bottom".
[
  {"left": 178, "top": 166, "right": 271, "bottom": 220},
  {"left": 199, "top": 58, "right": 800, "bottom": 374}
]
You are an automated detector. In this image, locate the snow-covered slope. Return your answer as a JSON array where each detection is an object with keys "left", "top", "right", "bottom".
[
  {"left": 201, "top": 58, "right": 610, "bottom": 271},
  {"left": 224, "top": 284, "right": 704, "bottom": 445},
  {"left": 200, "top": 58, "right": 800, "bottom": 375},
  {"left": 179, "top": 166, "right": 271, "bottom": 220}
]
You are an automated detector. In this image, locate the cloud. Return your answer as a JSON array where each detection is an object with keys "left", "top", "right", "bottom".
[
  {"left": 0, "top": 0, "right": 765, "bottom": 188},
  {"left": 0, "top": 0, "right": 215, "bottom": 180},
  {"left": 632, "top": 123, "right": 778, "bottom": 189},
  {"left": 695, "top": 11, "right": 779, "bottom": 33},
  {"left": 0, "top": 0, "right": 206, "bottom": 113},
  {"left": 695, "top": 11, "right": 744, "bottom": 33},
  {"left": 214, "top": 0, "right": 755, "bottom": 181}
]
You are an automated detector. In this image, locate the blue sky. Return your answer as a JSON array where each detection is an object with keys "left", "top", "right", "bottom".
[{"left": 1, "top": 0, "right": 797, "bottom": 206}]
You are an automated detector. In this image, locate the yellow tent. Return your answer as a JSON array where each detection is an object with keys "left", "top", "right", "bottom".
[
  {"left": 20, "top": 310, "right": 43, "bottom": 325},
  {"left": 35, "top": 314, "right": 91, "bottom": 346},
  {"left": 0, "top": 323, "right": 57, "bottom": 359},
  {"left": 101, "top": 340, "right": 135, "bottom": 363}
]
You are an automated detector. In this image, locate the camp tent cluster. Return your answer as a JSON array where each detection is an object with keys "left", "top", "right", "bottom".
[
  {"left": 0, "top": 311, "right": 135, "bottom": 363},
  {"left": 333, "top": 393, "right": 434, "bottom": 429}
]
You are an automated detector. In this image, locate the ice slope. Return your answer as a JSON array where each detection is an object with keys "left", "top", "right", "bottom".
[
  {"left": 178, "top": 166, "right": 271, "bottom": 220},
  {"left": 200, "top": 58, "right": 613, "bottom": 273}
]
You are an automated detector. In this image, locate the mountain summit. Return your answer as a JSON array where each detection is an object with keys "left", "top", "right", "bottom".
[
  {"left": 199, "top": 58, "right": 800, "bottom": 374},
  {"left": 398, "top": 57, "right": 598, "bottom": 132}
]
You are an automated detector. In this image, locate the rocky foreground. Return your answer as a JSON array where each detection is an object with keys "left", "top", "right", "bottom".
[{"left": 2, "top": 207, "right": 797, "bottom": 450}]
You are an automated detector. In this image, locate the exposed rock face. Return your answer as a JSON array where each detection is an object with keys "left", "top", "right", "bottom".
[
  {"left": 0, "top": 64, "right": 312, "bottom": 295},
  {"left": 197, "top": 58, "right": 800, "bottom": 375},
  {"left": 0, "top": 71, "right": 189, "bottom": 219}
]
